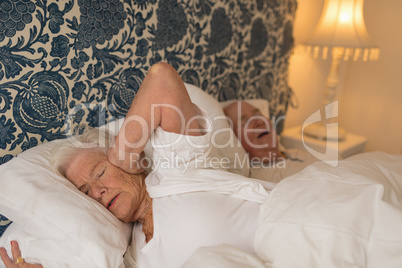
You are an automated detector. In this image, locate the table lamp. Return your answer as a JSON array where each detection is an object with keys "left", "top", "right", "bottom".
[{"left": 303, "top": 0, "right": 379, "bottom": 140}]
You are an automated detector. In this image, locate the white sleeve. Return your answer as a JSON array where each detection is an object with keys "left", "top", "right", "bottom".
[{"left": 149, "top": 104, "right": 213, "bottom": 173}]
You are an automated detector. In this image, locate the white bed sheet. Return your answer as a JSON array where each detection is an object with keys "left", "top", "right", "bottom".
[
  {"left": 249, "top": 147, "right": 319, "bottom": 183},
  {"left": 184, "top": 152, "right": 402, "bottom": 268}
]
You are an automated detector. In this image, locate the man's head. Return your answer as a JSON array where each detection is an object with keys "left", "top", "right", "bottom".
[{"left": 224, "top": 101, "right": 280, "bottom": 162}]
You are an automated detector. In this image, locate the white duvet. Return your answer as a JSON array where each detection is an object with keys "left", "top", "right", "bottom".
[{"left": 183, "top": 152, "right": 402, "bottom": 268}]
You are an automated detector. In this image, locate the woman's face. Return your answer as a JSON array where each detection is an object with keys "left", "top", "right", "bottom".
[{"left": 64, "top": 149, "right": 146, "bottom": 223}]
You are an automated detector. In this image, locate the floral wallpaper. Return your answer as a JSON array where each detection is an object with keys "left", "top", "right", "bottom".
[
  {"left": 0, "top": 0, "right": 296, "bottom": 235},
  {"left": 0, "top": 0, "right": 296, "bottom": 162}
]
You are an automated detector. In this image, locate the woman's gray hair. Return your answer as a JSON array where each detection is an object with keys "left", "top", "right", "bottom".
[{"left": 50, "top": 128, "right": 115, "bottom": 177}]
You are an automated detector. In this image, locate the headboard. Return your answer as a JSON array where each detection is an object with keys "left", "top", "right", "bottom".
[{"left": 0, "top": 0, "right": 297, "bottom": 164}]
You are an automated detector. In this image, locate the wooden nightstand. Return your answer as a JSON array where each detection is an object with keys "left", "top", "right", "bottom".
[{"left": 280, "top": 126, "right": 368, "bottom": 160}]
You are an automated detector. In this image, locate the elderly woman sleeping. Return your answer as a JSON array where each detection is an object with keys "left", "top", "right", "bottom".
[{"left": 0, "top": 62, "right": 273, "bottom": 267}]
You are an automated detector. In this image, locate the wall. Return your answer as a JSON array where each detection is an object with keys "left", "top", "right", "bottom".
[{"left": 286, "top": 0, "right": 402, "bottom": 154}]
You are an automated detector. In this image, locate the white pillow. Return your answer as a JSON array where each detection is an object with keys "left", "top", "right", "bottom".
[{"left": 0, "top": 140, "right": 131, "bottom": 268}]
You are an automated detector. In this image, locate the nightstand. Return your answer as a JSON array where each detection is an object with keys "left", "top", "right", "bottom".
[{"left": 280, "top": 126, "right": 368, "bottom": 160}]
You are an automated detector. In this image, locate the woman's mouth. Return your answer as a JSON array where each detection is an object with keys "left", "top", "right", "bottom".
[{"left": 107, "top": 194, "right": 119, "bottom": 209}]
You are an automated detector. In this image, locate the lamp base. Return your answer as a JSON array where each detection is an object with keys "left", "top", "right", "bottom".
[{"left": 303, "top": 123, "right": 346, "bottom": 141}]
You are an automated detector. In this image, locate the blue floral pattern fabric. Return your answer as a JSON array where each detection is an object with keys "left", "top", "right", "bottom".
[
  {"left": 0, "top": 214, "right": 12, "bottom": 237},
  {"left": 0, "top": 0, "right": 297, "bottom": 235}
]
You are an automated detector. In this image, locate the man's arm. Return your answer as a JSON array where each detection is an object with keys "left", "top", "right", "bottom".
[{"left": 107, "top": 62, "right": 202, "bottom": 173}]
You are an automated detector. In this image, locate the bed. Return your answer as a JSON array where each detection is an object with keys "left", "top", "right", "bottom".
[{"left": 1, "top": 0, "right": 402, "bottom": 267}]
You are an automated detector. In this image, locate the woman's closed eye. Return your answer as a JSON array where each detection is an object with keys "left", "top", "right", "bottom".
[
  {"left": 92, "top": 161, "right": 108, "bottom": 180},
  {"left": 79, "top": 184, "right": 89, "bottom": 195},
  {"left": 79, "top": 166, "right": 106, "bottom": 195},
  {"left": 97, "top": 164, "right": 108, "bottom": 179},
  {"left": 96, "top": 169, "right": 105, "bottom": 179}
]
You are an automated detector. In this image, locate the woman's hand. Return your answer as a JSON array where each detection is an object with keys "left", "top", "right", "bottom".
[{"left": 0, "top": 241, "right": 43, "bottom": 268}]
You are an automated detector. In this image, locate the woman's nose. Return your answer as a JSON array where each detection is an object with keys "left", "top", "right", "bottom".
[{"left": 88, "top": 182, "right": 107, "bottom": 201}]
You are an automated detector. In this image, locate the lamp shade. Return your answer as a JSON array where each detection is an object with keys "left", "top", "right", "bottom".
[{"left": 305, "top": 0, "right": 379, "bottom": 61}]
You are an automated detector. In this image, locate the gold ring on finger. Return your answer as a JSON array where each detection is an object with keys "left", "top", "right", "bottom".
[{"left": 15, "top": 256, "right": 25, "bottom": 264}]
